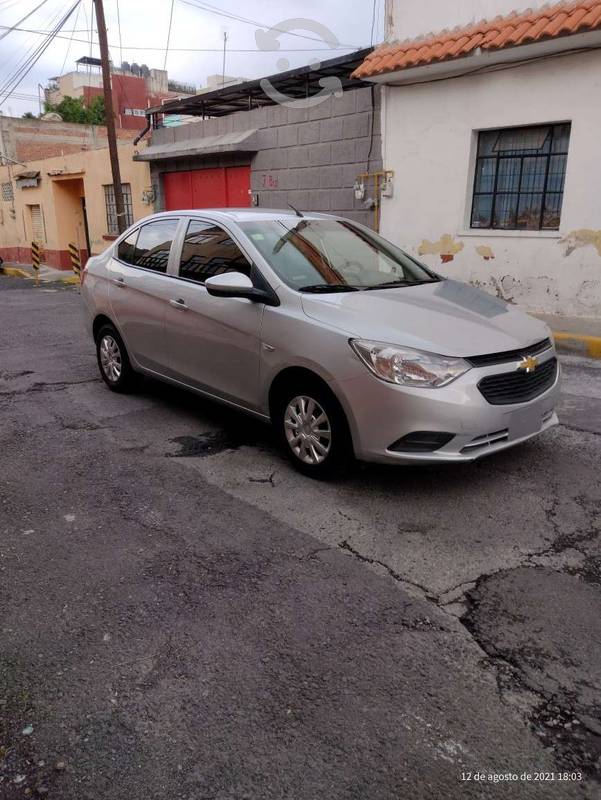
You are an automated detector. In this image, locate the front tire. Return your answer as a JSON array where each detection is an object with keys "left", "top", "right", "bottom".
[
  {"left": 95, "top": 324, "right": 137, "bottom": 393},
  {"left": 274, "top": 380, "right": 353, "bottom": 479}
]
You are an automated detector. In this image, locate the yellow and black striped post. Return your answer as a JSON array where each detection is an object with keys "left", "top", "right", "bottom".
[
  {"left": 68, "top": 242, "right": 81, "bottom": 277},
  {"left": 31, "top": 241, "right": 41, "bottom": 286}
]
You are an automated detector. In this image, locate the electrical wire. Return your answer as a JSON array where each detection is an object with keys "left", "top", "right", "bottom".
[
  {"left": 178, "top": 0, "right": 360, "bottom": 48},
  {"left": 0, "top": 2, "right": 68, "bottom": 98},
  {"left": 0, "top": 0, "right": 51, "bottom": 41},
  {"left": 163, "top": 0, "right": 175, "bottom": 70},
  {"left": 115, "top": 0, "right": 123, "bottom": 66},
  {"left": 0, "top": 1, "right": 80, "bottom": 106},
  {"left": 0, "top": 24, "right": 355, "bottom": 51},
  {"left": 58, "top": 0, "right": 82, "bottom": 77},
  {"left": 376, "top": 42, "right": 601, "bottom": 89},
  {"left": 370, "top": 0, "right": 377, "bottom": 46}
]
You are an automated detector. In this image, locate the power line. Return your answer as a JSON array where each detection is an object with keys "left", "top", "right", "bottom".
[
  {"left": 0, "top": 25, "right": 355, "bottom": 52},
  {"left": 115, "top": 0, "right": 123, "bottom": 65},
  {"left": 0, "top": 2, "right": 80, "bottom": 107},
  {"left": 0, "top": 0, "right": 52, "bottom": 42},
  {"left": 0, "top": 2, "right": 68, "bottom": 99},
  {"left": 58, "top": 0, "right": 82, "bottom": 77},
  {"left": 163, "top": 0, "right": 175, "bottom": 70},
  {"left": 178, "top": 0, "right": 360, "bottom": 48},
  {"left": 370, "top": 0, "right": 377, "bottom": 46}
]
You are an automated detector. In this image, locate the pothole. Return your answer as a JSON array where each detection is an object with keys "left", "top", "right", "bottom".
[{"left": 167, "top": 431, "right": 243, "bottom": 458}]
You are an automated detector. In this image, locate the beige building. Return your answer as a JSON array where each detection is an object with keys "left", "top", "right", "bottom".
[{"left": 0, "top": 142, "right": 151, "bottom": 269}]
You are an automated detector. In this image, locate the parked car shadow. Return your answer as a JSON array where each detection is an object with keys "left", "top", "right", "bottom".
[{"left": 131, "top": 373, "right": 549, "bottom": 490}]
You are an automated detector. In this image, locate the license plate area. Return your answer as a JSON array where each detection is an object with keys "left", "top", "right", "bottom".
[{"left": 509, "top": 405, "right": 542, "bottom": 441}]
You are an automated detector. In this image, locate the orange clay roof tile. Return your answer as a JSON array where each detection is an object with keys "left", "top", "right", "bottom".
[{"left": 351, "top": 0, "right": 601, "bottom": 78}]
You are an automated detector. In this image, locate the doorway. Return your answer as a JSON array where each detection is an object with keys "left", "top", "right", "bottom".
[
  {"left": 51, "top": 176, "right": 89, "bottom": 267},
  {"left": 163, "top": 165, "right": 251, "bottom": 210}
]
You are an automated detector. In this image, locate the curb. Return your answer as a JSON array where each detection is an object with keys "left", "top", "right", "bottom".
[
  {"left": 0, "top": 266, "right": 32, "bottom": 279},
  {"left": 57, "top": 275, "right": 80, "bottom": 285},
  {"left": 552, "top": 332, "right": 601, "bottom": 359},
  {"left": 0, "top": 265, "right": 79, "bottom": 285}
]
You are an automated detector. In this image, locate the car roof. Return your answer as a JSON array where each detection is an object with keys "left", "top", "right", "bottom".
[{"left": 146, "top": 208, "right": 336, "bottom": 223}]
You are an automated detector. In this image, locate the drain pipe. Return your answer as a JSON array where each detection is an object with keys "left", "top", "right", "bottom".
[{"left": 134, "top": 114, "right": 152, "bottom": 146}]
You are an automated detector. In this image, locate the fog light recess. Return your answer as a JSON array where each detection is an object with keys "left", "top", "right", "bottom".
[{"left": 389, "top": 431, "right": 455, "bottom": 453}]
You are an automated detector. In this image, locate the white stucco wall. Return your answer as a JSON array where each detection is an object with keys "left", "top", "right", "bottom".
[
  {"left": 378, "top": 51, "right": 601, "bottom": 316},
  {"left": 385, "top": 0, "right": 551, "bottom": 40}
]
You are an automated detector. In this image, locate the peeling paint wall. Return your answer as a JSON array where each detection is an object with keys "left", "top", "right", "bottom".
[
  {"left": 560, "top": 229, "right": 601, "bottom": 258},
  {"left": 379, "top": 51, "right": 601, "bottom": 316},
  {"left": 475, "top": 245, "right": 495, "bottom": 261},
  {"left": 418, "top": 234, "right": 463, "bottom": 263}
]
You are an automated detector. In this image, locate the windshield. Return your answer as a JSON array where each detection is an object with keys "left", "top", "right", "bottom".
[{"left": 239, "top": 218, "right": 440, "bottom": 291}]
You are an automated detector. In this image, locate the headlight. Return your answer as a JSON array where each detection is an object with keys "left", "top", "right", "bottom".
[{"left": 350, "top": 339, "right": 470, "bottom": 388}]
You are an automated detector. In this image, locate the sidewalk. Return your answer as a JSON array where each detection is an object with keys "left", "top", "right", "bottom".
[
  {"left": 532, "top": 313, "right": 601, "bottom": 359},
  {"left": 0, "top": 261, "right": 79, "bottom": 284}
]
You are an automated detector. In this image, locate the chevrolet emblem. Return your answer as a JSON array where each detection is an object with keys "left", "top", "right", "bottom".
[{"left": 518, "top": 355, "right": 539, "bottom": 373}]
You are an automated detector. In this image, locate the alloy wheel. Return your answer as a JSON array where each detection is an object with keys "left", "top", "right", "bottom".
[
  {"left": 99, "top": 334, "right": 122, "bottom": 383},
  {"left": 284, "top": 395, "right": 332, "bottom": 465}
]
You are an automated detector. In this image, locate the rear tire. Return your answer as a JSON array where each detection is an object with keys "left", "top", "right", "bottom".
[
  {"left": 274, "top": 379, "right": 353, "bottom": 479},
  {"left": 95, "top": 324, "right": 137, "bottom": 393}
]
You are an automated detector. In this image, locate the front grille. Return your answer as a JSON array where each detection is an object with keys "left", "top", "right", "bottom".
[
  {"left": 478, "top": 357, "right": 558, "bottom": 405},
  {"left": 466, "top": 338, "right": 552, "bottom": 368}
]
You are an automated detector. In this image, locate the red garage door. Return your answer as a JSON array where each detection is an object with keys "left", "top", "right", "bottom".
[{"left": 163, "top": 165, "right": 250, "bottom": 210}]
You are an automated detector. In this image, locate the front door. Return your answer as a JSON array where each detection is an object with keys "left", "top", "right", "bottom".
[
  {"left": 108, "top": 217, "right": 180, "bottom": 373},
  {"left": 164, "top": 218, "right": 263, "bottom": 410}
]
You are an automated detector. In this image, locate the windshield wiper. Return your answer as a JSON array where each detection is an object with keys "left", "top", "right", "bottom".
[
  {"left": 364, "top": 278, "right": 440, "bottom": 291},
  {"left": 298, "top": 284, "right": 359, "bottom": 293}
]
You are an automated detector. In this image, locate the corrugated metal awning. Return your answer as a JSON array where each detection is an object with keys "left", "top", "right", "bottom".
[
  {"left": 133, "top": 129, "right": 259, "bottom": 162},
  {"left": 146, "top": 48, "right": 373, "bottom": 118}
]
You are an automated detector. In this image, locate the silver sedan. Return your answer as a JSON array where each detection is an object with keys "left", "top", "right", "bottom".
[{"left": 81, "top": 209, "right": 560, "bottom": 478}]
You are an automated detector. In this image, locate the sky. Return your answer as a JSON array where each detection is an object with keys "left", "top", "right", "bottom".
[{"left": 0, "top": 0, "right": 384, "bottom": 117}]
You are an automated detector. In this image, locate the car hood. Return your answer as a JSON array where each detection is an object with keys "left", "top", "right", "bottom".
[{"left": 300, "top": 280, "right": 549, "bottom": 357}]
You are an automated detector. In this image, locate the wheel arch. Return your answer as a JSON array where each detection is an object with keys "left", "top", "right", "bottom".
[
  {"left": 92, "top": 313, "right": 116, "bottom": 341},
  {"left": 268, "top": 366, "right": 356, "bottom": 453}
]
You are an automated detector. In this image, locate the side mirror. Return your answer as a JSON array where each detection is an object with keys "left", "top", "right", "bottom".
[{"left": 205, "top": 271, "right": 279, "bottom": 306}]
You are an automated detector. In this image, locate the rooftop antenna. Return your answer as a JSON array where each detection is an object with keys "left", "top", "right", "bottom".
[
  {"left": 221, "top": 30, "right": 228, "bottom": 87},
  {"left": 287, "top": 202, "right": 304, "bottom": 217}
]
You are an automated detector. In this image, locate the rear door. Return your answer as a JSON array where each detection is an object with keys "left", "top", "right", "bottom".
[
  {"left": 108, "top": 217, "right": 181, "bottom": 373},
  {"left": 164, "top": 218, "right": 263, "bottom": 410}
]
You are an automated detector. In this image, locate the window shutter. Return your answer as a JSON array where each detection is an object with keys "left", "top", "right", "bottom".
[{"left": 30, "top": 205, "right": 45, "bottom": 242}]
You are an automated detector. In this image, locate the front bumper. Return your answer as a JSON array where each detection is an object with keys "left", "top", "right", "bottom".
[{"left": 332, "top": 348, "right": 561, "bottom": 464}]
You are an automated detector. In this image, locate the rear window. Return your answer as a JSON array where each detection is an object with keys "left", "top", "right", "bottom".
[
  {"left": 133, "top": 219, "right": 179, "bottom": 273},
  {"left": 117, "top": 230, "right": 138, "bottom": 265}
]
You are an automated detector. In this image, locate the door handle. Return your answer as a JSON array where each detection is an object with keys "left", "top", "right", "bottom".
[
  {"left": 112, "top": 277, "right": 127, "bottom": 288},
  {"left": 169, "top": 298, "right": 189, "bottom": 311}
]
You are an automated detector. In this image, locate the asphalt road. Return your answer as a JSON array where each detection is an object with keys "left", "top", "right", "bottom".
[{"left": 1, "top": 276, "right": 600, "bottom": 800}]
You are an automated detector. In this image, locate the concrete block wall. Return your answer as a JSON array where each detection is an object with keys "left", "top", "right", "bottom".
[{"left": 149, "top": 85, "right": 382, "bottom": 228}]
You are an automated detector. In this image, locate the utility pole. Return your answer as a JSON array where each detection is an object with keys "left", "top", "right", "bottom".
[{"left": 93, "top": 0, "right": 126, "bottom": 234}]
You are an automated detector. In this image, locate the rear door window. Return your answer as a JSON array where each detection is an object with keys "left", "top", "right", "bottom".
[
  {"left": 179, "top": 220, "right": 251, "bottom": 284},
  {"left": 133, "top": 219, "right": 179, "bottom": 273}
]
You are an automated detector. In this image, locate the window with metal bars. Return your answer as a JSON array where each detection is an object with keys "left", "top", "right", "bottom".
[
  {"left": 1, "top": 182, "right": 14, "bottom": 202},
  {"left": 470, "top": 123, "right": 570, "bottom": 231},
  {"left": 103, "top": 183, "right": 134, "bottom": 235}
]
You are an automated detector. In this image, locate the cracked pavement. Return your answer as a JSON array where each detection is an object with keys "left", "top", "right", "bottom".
[{"left": 1, "top": 276, "right": 600, "bottom": 799}]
